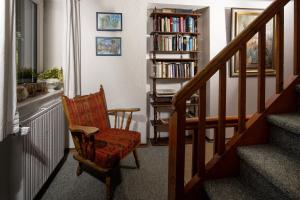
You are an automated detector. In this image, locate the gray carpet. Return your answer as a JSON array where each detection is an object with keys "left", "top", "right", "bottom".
[
  {"left": 40, "top": 146, "right": 168, "bottom": 200},
  {"left": 204, "top": 84, "right": 300, "bottom": 200}
]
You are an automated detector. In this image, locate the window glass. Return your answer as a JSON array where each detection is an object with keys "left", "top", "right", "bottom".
[{"left": 16, "top": 0, "right": 37, "bottom": 84}]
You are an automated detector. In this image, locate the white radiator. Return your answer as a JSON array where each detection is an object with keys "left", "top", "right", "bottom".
[{"left": 21, "top": 100, "right": 65, "bottom": 200}]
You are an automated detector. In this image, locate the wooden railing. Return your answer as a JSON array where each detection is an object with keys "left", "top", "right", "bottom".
[{"left": 168, "top": 0, "right": 300, "bottom": 199}]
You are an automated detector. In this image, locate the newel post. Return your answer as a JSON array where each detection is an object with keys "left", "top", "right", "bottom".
[
  {"left": 168, "top": 100, "right": 186, "bottom": 200},
  {"left": 295, "top": 0, "right": 300, "bottom": 75}
]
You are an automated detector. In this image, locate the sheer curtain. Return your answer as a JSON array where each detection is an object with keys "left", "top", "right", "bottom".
[
  {"left": 0, "top": 0, "right": 18, "bottom": 142},
  {"left": 63, "top": 0, "right": 81, "bottom": 98}
]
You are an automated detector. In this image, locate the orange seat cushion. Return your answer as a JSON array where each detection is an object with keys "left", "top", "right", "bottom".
[{"left": 92, "top": 128, "right": 141, "bottom": 168}]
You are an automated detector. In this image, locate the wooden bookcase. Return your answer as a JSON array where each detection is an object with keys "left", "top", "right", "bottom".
[{"left": 149, "top": 8, "right": 203, "bottom": 145}]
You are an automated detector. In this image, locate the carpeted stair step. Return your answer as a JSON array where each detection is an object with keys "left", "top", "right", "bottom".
[
  {"left": 267, "top": 113, "right": 300, "bottom": 157},
  {"left": 237, "top": 145, "right": 300, "bottom": 200},
  {"left": 204, "top": 177, "right": 262, "bottom": 200}
]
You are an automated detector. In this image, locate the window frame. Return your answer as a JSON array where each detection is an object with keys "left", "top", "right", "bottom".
[{"left": 32, "top": 0, "right": 43, "bottom": 73}]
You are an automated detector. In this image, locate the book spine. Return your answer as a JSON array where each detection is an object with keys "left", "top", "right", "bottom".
[{"left": 170, "top": 17, "right": 173, "bottom": 32}]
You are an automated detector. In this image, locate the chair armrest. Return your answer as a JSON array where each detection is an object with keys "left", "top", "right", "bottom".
[
  {"left": 69, "top": 125, "right": 99, "bottom": 137},
  {"left": 107, "top": 108, "right": 140, "bottom": 114}
]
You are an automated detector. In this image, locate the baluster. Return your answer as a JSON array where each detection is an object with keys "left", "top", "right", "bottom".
[
  {"left": 217, "top": 65, "right": 226, "bottom": 155},
  {"left": 192, "top": 127, "right": 198, "bottom": 176},
  {"left": 238, "top": 44, "right": 246, "bottom": 133},
  {"left": 295, "top": 0, "right": 300, "bottom": 75},
  {"left": 197, "top": 84, "right": 206, "bottom": 177},
  {"left": 168, "top": 100, "right": 186, "bottom": 200},
  {"left": 275, "top": 9, "right": 284, "bottom": 93},
  {"left": 258, "top": 25, "right": 266, "bottom": 113}
]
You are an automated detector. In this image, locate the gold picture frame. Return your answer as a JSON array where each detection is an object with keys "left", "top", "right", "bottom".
[{"left": 230, "top": 8, "right": 276, "bottom": 77}]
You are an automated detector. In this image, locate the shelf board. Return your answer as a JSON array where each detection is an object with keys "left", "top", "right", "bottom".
[
  {"left": 150, "top": 101, "right": 198, "bottom": 107},
  {"left": 150, "top": 12, "right": 201, "bottom": 18},
  {"left": 150, "top": 31, "right": 200, "bottom": 35},
  {"left": 150, "top": 50, "right": 200, "bottom": 54},
  {"left": 151, "top": 58, "right": 198, "bottom": 62},
  {"left": 149, "top": 76, "right": 192, "bottom": 80}
]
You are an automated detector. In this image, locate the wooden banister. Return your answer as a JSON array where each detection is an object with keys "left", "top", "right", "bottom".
[
  {"left": 275, "top": 9, "right": 284, "bottom": 94},
  {"left": 258, "top": 25, "right": 266, "bottom": 113},
  {"left": 295, "top": 0, "right": 300, "bottom": 75},
  {"left": 197, "top": 85, "right": 206, "bottom": 177},
  {"left": 238, "top": 44, "right": 247, "bottom": 134},
  {"left": 218, "top": 66, "right": 226, "bottom": 155},
  {"left": 172, "top": 0, "right": 290, "bottom": 106},
  {"left": 168, "top": 0, "right": 298, "bottom": 199}
]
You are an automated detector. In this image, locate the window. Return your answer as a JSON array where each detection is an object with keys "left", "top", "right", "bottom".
[{"left": 16, "top": 0, "right": 38, "bottom": 84}]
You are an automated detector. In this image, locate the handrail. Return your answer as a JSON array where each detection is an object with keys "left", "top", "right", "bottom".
[{"left": 172, "top": 0, "right": 290, "bottom": 107}]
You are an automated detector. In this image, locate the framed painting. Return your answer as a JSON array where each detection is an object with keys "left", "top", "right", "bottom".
[
  {"left": 96, "top": 12, "right": 122, "bottom": 31},
  {"left": 230, "top": 8, "right": 276, "bottom": 77},
  {"left": 96, "top": 37, "right": 121, "bottom": 56}
]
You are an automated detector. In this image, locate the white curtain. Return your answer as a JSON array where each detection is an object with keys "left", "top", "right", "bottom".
[
  {"left": 63, "top": 0, "right": 81, "bottom": 98},
  {"left": 0, "top": 0, "right": 18, "bottom": 142}
]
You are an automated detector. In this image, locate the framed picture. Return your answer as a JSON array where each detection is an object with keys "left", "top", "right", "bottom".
[
  {"left": 96, "top": 37, "right": 121, "bottom": 56},
  {"left": 230, "top": 8, "right": 276, "bottom": 77},
  {"left": 96, "top": 12, "right": 122, "bottom": 31}
]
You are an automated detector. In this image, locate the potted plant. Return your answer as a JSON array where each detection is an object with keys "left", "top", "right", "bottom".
[{"left": 38, "top": 68, "right": 63, "bottom": 91}]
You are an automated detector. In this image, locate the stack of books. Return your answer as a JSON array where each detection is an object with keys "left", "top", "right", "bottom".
[
  {"left": 154, "top": 35, "right": 197, "bottom": 51},
  {"left": 155, "top": 62, "right": 196, "bottom": 78},
  {"left": 154, "top": 16, "right": 196, "bottom": 33}
]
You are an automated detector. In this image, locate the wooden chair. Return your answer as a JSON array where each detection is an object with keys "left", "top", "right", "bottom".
[{"left": 61, "top": 85, "right": 141, "bottom": 200}]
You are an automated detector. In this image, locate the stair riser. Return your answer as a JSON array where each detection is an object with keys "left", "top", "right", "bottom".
[
  {"left": 239, "top": 160, "right": 289, "bottom": 200},
  {"left": 269, "top": 125, "right": 300, "bottom": 157}
]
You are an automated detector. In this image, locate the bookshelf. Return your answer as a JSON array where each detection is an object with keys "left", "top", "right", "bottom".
[{"left": 149, "top": 7, "right": 204, "bottom": 145}]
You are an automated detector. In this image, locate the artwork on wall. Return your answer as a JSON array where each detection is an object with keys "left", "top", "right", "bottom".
[
  {"left": 96, "top": 37, "right": 121, "bottom": 56},
  {"left": 230, "top": 8, "right": 276, "bottom": 77},
  {"left": 96, "top": 12, "right": 122, "bottom": 31}
]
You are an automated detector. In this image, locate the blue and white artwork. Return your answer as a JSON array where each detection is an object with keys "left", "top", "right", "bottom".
[
  {"left": 97, "top": 12, "right": 122, "bottom": 31},
  {"left": 96, "top": 37, "right": 121, "bottom": 56}
]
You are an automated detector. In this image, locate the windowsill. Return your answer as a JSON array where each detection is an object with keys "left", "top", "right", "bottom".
[{"left": 18, "top": 89, "right": 64, "bottom": 121}]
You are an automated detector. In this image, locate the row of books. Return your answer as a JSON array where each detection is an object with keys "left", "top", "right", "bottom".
[
  {"left": 154, "top": 16, "right": 196, "bottom": 33},
  {"left": 155, "top": 62, "right": 196, "bottom": 78},
  {"left": 154, "top": 35, "right": 197, "bottom": 51}
]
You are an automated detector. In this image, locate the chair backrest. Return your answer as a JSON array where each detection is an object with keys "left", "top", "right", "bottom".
[{"left": 62, "top": 86, "right": 110, "bottom": 132}]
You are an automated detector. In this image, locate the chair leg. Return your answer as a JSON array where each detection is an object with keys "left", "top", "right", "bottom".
[
  {"left": 133, "top": 149, "right": 140, "bottom": 169},
  {"left": 106, "top": 176, "right": 112, "bottom": 200},
  {"left": 76, "top": 163, "right": 83, "bottom": 176}
]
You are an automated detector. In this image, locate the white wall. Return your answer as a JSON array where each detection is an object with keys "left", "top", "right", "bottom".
[
  {"left": 43, "top": 0, "right": 64, "bottom": 70},
  {"left": 44, "top": 0, "right": 295, "bottom": 145}
]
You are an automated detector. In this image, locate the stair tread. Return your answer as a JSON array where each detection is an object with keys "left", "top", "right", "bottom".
[
  {"left": 238, "top": 144, "right": 300, "bottom": 200},
  {"left": 204, "top": 178, "right": 261, "bottom": 200},
  {"left": 267, "top": 113, "right": 300, "bottom": 136}
]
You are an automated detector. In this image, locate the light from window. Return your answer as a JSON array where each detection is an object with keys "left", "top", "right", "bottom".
[{"left": 16, "top": 0, "right": 37, "bottom": 84}]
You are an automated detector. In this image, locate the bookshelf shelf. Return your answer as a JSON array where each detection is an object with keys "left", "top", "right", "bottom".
[
  {"left": 149, "top": 76, "right": 193, "bottom": 80},
  {"left": 150, "top": 31, "right": 200, "bottom": 35},
  {"left": 150, "top": 12, "right": 201, "bottom": 18},
  {"left": 151, "top": 58, "right": 198, "bottom": 62},
  {"left": 150, "top": 50, "right": 200, "bottom": 54},
  {"left": 149, "top": 7, "right": 202, "bottom": 146}
]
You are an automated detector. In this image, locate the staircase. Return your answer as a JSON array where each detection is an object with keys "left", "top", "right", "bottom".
[
  {"left": 167, "top": 0, "right": 300, "bottom": 199},
  {"left": 204, "top": 85, "right": 300, "bottom": 200}
]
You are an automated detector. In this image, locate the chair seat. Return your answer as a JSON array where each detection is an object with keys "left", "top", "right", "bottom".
[{"left": 93, "top": 128, "right": 141, "bottom": 168}]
